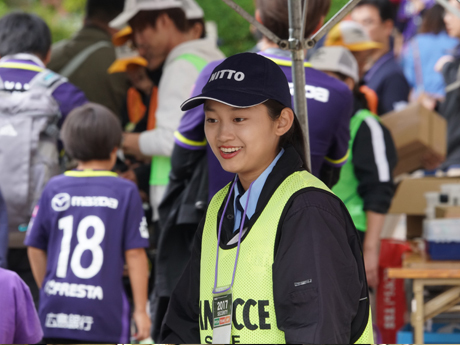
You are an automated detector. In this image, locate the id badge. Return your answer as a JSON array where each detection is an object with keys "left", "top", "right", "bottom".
[{"left": 212, "top": 287, "right": 233, "bottom": 344}]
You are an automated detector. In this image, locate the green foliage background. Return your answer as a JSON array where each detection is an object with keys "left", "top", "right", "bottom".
[{"left": 0, "top": 0, "right": 349, "bottom": 56}]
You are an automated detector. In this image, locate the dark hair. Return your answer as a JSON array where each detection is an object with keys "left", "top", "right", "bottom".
[
  {"left": 420, "top": 4, "right": 446, "bottom": 34},
  {"left": 129, "top": 8, "right": 188, "bottom": 33},
  {"left": 61, "top": 103, "right": 122, "bottom": 162},
  {"left": 355, "top": 0, "right": 394, "bottom": 22},
  {"left": 0, "top": 12, "right": 51, "bottom": 60},
  {"left": 86, "top": 0, "right": 125, "bottom": 23},
  {"left": 326, "top": 71, "right": 370, "bottom": 111},
  {"left": 256, "top": 0, "right": 331, "bottom": 40},
  {"left": 188, "top": 18, "right": 206, "bottom": 39},
  {"left": 264, "top": 100, "right": 309, "bottom": 171}
]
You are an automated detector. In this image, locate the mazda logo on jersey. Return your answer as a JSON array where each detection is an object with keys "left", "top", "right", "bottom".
[
  {"left": 51, "top": 193, "right": 71, "bottom": 212},
  {"left": 200, "top": 298, "right": 271, "bottom": 344}
]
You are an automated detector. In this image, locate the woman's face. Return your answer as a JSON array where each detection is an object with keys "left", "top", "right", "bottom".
[{"left": 204, "top": 100, "right": 282, "bottom": 185}]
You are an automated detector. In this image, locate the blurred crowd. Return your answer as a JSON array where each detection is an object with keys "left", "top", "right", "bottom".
[{"left": 1, "top": 0, "right": 460, "bottom": 343}]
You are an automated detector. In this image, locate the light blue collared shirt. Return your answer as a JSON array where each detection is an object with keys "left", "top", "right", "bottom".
[{"left": 233, "top": 148, "right": 285, "bottom": 232}]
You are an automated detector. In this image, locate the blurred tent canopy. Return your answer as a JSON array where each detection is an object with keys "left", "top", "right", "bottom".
[{"left": 0, "top": 0, "right": 348, "bottom": 56}]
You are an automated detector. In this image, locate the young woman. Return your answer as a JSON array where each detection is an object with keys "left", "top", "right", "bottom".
[{"left": 160, "top": 53, "right": 373, "bottom": 344}]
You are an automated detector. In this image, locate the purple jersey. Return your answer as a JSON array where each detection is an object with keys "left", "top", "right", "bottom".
[
  {"left": 24, "top": 171, "right": 149, "bottom": 343},
  {"left": 176, "top": 51, "right": 352, "bottom": 197},
  {"left": 0, "top": 268, "right": 43, "bottom": 343}
]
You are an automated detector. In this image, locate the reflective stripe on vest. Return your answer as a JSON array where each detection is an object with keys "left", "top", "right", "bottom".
[
  {"left": 200, "top": 171, "right": 319, "bottom": 343},
  {"left": 332, "top": 109, "right": 380, "bottom": 232},
  {"left": 149, "top": 53, "right": 208, "bottom": 186}
]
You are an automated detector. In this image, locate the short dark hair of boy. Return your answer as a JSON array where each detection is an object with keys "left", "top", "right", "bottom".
[
  {"left": 0, "top": 12, "right": 51, "bottom": 60},
  {"left": 129, "top": 8, "right": 188, "bottom": 33},
  {"left": 86, "top": 0, "right": 125, "bottom": 23},
  {"left": 61, "top": 103, "right": 122, "bottom": 162},
  {"left": 256, "top": 0, "right": 331, "bottom": 40},
  {"left": 355, "top": 0, "right": 393, "bottom": 22}
]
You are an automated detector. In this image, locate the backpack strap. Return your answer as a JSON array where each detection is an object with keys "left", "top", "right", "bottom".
[
  {"left": 29, "top": 69, "right": 68, "bottom": 96},
  {"left": 445, "top": 64, "right": 460, "bottom": 93},
  {"left": 59, "top": 41, "right": 112, "bottom": 78},
  {"left": 412, "top": 38, "right": 424, "bottom": 93}
]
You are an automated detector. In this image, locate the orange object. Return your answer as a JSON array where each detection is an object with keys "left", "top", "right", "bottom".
[
  {"left": 360, "top": 85, "right": 379, "bottom": 115},
  {"left": 112, "top": 26, "right": 133, "bottom": 47},
  {"left": 108, "top": 56, "right": 148, "bottom": 74},
  {"left": 147, "top": 87, "right": 158, "bottom": 131},
  {"left": 126, "top": 86, "right": 159, "bottom": 131}
]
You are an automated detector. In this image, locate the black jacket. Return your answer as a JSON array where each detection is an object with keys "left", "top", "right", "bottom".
[
  {"left": 160, "top": 146, "right": 370, "bottom": 344},
  {"left": 440, "top": 53, "right": 460, "bottom": 169}
]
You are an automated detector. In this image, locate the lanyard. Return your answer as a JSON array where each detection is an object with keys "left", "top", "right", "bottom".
[{"left": 213, "top": 177, "right": 254, "bottom": 294}]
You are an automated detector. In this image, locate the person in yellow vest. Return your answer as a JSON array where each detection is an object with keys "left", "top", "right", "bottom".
[
  {"left": 159, "top": 53, "right": 374, "bottom": 344},
  {"left": 310, "top": 46, "right": 398, "bottom": 290}
]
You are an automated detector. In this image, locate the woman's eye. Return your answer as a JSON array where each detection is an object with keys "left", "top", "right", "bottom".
[
  {"left": 206, "top": 118, "right": 217, "bottom": 123},
  {"left": 234, "top": 118, "right": 245, "bottom": 123}
]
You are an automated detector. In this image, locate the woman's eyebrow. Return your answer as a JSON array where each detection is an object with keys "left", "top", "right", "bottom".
[{"left": 204, "top": 104, "right": 215, "bottom": 112}]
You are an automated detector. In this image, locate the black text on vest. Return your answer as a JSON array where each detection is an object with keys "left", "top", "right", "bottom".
[{"left": 200, "top": 298, "right": 271, "bottom": 335}]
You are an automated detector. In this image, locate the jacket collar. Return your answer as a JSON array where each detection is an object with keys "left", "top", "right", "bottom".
[
  {"left": 218, "top": 146, "right": 305, "bottom": 248},
  {"left": 0, "top": 53, "right": 45, "bottom": 67}
]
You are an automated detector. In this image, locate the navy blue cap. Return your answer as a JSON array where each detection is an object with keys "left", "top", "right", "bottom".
[{"left": 180, "top": 52, "right": 292, "bottom": 111}]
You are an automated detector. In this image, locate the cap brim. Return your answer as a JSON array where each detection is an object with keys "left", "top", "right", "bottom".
[
  {"left": 112, "top": 26, "right": 133, "bottom": 46},
  {"left": 108, "top": 57, "right": 148, "bottom": 74},
  {"left": 346, "top": 41, "right": 383, "bottom": 51},
  {"left": 181, "top": 89, "right": 269, "bottom": 111},
  {"left": 110, "top": 10, "right": 138, "bottom": 30}
]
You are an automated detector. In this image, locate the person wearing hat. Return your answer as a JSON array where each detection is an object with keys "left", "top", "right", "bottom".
[
  {"left": 112, "top": 0, "right": 224, "bottom": 227},
  {"left": 324, "top": 21, "right": 382, "bottom": 115},
  {"left": 351, "top": 0, "right": 410, "bottom": 115},
  {"left": 310, "top": 46, "right": 398, "bottom": 290},
  {"left": 160, "top": 53, "right": 373, "bottom": 344},
  {"left": 325, "top": 20, "right": 382, "bottom": 80}
]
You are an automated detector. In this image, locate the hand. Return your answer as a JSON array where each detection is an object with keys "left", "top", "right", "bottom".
[
  {"left": 422, "top": 151, "right": 445, "bottom": 171},
  {"left": 122, "top": 133, "right": 143, "bottom": 159},
  {"left": 120, "top": 169, "right": 138, "bottom": 185},
  {"left": 418, "top": 93, "right": 437, "bottom": 111},
  {"left": 363, "top": 247, "right": 380, "bottom": 289},
  {"left": 133, "top": 309, "right": 151, "bottom": 341}
]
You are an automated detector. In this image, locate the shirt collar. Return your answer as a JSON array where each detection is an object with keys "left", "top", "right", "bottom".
[
  {"left": 233, "top": 148, "right": 285, "bottom": 231},
  {"left": 364, "top": 51, "right": 394, "bottom": 83},
  {"left": 0, "top": 53, "right": 45, "bottom": 68}
]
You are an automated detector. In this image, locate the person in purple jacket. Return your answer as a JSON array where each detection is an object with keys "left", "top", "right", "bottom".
[
  {"left": 0, "top": 268, "right": 43, "bottom": 344},
  {"left": 152, "top": 0, "right": 353, "bottom": 339},
  {"left": 0, "top": 12, "right": 87, "bottom": 125},
  {"left": 25, "top": 103, "right": 151, "bottom": 343},
  {"left": 0, "top": 12, "right": 88, "bottom": 305}
]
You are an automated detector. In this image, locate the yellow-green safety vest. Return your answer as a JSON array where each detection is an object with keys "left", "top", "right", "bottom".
[
  {"left": 332, "top": 109, "right": 381, "bottom": 232},
  {"left": 199, "top": 170, "right": 374, "bottom": 344}
]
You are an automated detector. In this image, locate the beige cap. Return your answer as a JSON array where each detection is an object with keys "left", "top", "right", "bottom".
[
  {"left": 325, "top": 21, "right": 383, "bottom": 52},
  {"left": 110, "top": 0, "right": 183, "bottom": 29},
  {"left": 310, "top": 46, "right": 359, "bottom": 83}
]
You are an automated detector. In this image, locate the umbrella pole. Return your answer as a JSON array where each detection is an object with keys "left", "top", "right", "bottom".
[
  {"left": 220, "top": 0, "right": 367, "bottom": 173},
  {"left": 288, "top": 0, "right": 312, "bottom": 172}
]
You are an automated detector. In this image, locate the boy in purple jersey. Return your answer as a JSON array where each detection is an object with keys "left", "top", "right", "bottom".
[{"left": 25, "top": 103, "right": 151, "bottom": 344}]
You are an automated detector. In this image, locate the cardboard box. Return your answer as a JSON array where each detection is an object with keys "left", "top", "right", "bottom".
[
  {"left": 389, "top": 177, "right": 460, "bottom": 238},
  {"left": 435, "top": 206, "right": 460, "bottom": 218},
  {"left": 381, "top": 103, "right": 447, "bottom": 176}
]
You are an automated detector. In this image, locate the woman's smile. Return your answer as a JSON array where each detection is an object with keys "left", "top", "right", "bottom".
[{"left": 219, "top": 146, "right": 243, "bottom": 159}]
